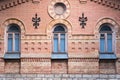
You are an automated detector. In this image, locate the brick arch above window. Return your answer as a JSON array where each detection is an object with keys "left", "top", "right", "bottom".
[
  {"left": 46, "top": 19, "right": 72, "bottom": 39},
  {"left": 94, "top": 18, "right": 120, "bottom": 39},
  {"left": 2, "top": 18, "right": 25, "bottom": 35}
]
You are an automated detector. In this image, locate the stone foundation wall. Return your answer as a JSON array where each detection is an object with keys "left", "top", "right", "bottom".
[{"left": 0, "top": 74, "right": 120, "bottom": 80}]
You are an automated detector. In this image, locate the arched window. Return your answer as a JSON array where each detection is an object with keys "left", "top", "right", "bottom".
[
  {"left": 7, "top": 24, "right": 20, "bottom": 52},
  {"left": 53, "top": 24, "right": 67, "bottom": 53},
  {"left": 99, "top": 24, "right": 113, "bottom": 53},
  {"left": 99, "top": 23, "right": 116, "bottom": 59}
]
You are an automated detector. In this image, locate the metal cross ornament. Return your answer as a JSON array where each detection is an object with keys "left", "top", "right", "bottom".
[
  {"left": 79, "top": 13, "right": 88, "bottom": 28},
  {"left": 32, "top": 13, "right": 41, "bottom": 29}
]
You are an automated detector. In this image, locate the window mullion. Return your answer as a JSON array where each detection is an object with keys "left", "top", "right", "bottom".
[
  {"left": 18, "top": 33, "right": 21, "bottom": 52},
  {"left": 53, "top": 33, "right": 54, "bottom": 52},
  {"left": 7, "top": 33, "right": 8, "bottom": 52},
  {"left": 105, "top": 33, "right": 107, "bottom": 52},
  {"left": 65, "top": 33, "right": 67, "bottom": 52},
  {"left": 58, "top": 33, "right": 60, "bottom": 52},
  {"left": 112, "top": 33, "right": 114, "bottom": 52},
  {"left": 13, "top": 33, "right": 15, "bottom": 52}
]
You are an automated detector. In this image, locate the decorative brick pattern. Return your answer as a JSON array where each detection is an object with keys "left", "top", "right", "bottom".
[
  {"left": 68, "top": 39, "right": 98, "bottom": 54},
  {"left": 21, "top": 58, "right": 51, "bottom": 73},
  {"left": 90, "top": 0, "right": 120, "bottom": 10},
  {"left": 48, "top": 0, "right": 70, "bottom": 19},
  {"left": 68, "top": 58, "right": 99, "bottom": 74},
  {"left": 21, "top": 40, "right": 51, "bottom": 54},
  {"left": 0, "top": 0, "right": 31, "bottom": 11}
]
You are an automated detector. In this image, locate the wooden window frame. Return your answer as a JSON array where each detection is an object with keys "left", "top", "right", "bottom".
[
  {"left": 7, "top": 32, "right": 20, "bottom": 53},
  {"left": 100, "top": 31, "right": 114, "bottom": 53},
  {"left": 53, "top": 32, "right": 67, "bottom": 53}
]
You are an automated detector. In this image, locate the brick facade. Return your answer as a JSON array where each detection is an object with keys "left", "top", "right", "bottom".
[{"left": 0, "top": 0, "right": 120, "bottom": 75}]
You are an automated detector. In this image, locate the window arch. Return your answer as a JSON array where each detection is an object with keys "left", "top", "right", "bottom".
[
  {"left": 7, "top": 24, "right": 21, "bottom": 52},
  {"left": 53, "top": 24, "right": 67, "bottom": 53}
]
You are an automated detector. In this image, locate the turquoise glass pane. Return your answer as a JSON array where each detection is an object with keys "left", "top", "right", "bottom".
[
  {"left": 107, "top": 34, "right": 112, "bottom": 52},
  {"left": 61, "top": 34, "right": 65, "bottom": 38},
  {"left": 100, "top": 37, "right": 105, "bottom": 52},
  {"left": 15, "top": 34, "right": 19, "bottom": 51},
  {"left": 60, "top": 34, "right": 65, "bottom": 52},
  {"left": 8, "top": 34, "right": 13, "bottom": 51},
  {"left": 54, "top": 38, "right": 58, "bottom": 52}
]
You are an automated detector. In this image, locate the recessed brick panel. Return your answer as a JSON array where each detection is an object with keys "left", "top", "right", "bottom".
[
  {"left": 100, "top": 60, "right": 116, "bottom": 74},
  {"left": 5, "top": 60, "right": 20, "bottom": 73},
  {"left": 52, "top": 60, "right": 68, "bottom": 73}
]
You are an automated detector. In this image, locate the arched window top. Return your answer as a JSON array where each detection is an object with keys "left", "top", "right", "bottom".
[
  {"left": 53, "top": 24, "right": 66, "bottom": 32},
  {"left": 99, "top": 24, "right": 112, "bottom": 32},
  {"left": 8, "top": 24, "right": 20, "bottom": 32}
]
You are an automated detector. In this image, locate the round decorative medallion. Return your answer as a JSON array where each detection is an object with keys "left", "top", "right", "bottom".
[
  {"left": 54, "top": 3, "right": 66, "bottom": 15},
  {"left": 48, "top": 0, "right": 70, "bottom": 19}
]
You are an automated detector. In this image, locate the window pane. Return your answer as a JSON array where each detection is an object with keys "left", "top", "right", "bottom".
[
  {"left": 100, "top": 35, "right": 105, "bottom": 52},
  {"left": 8, "top": 34, "right": 12, "bottom": 38},
  {"left": 107, "top": 34, "right": 112, "bottom": 52},
  {"left": 100, "top": 24, "right": 112, "bottom": 32},
  {"left": 54, "top": 38, "right": 58, "bottom": 52},
  {"left": 54, "top": 25, "right": 65, "bottom": 32},
  {"left": 8, "top": 37, "right": 13, "bottom": 52},
  {"left": 60, "top": 37, "right": 65, "bottom": 52},
  {"left": 15, "top": 34, "right": 20, "bottom": 51},
  {"left": 61, "top": 34, "right": 65, "bottom": 38},
  {"left": 15, "top": 34, "right": 19, "bottom": 38},
  {"left": 8, "top": 24, "right": 20, "bottom": 32},
  {"left": 54, "top": 34, "right": 58, "bottom": 38}
]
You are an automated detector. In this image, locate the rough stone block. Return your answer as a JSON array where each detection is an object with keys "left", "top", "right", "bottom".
[
  {"left": 54, "top": 74, "right": 62, "bottom": 77},
  {"left": 36, "top": 74, "right": 45, "bottom": 77},
  {"left": 99, "top": 74, "right": 108, "bottom": 79},
  {"left": 75, "top": 74, "right": 82, "bottom": 78},
  {"left": 44, "top": 74, "right": 54, "bottom": 78},
  {"left": 62, "top": 74, "right": 69, "bottom": 77},
  {"left": 108, "top": 75, "right": 116, "bottom": 79},
  {"left": 82, "top": 74, "right": 92, "bottom": 78},
  {"left": 26, "top": 74, "right": 37, "bottom": 78}
]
